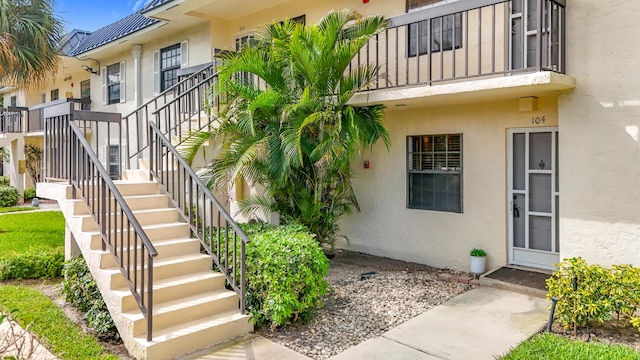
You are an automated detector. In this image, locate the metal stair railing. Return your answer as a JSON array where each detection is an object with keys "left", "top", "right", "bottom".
[
  {"left": 123, "top": 63, "right": 216, "bottom": 169},
  {"left": 150, "top": 71, "right": 220, "bottom": 146},
  {"left": 43, "top": 103, "right": 158, "bottom": 341},
  {"left": 148, "top": 121, "right": 249, "bottom": 312}
]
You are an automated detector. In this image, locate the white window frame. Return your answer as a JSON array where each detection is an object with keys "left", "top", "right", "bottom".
[
  {"left": 407, "top": 133, "right": 463, "bottom": 213},
  {"left": 153, "top": 40, "right": 188, "bottom": 95},
  {"left": 102, "top": 62, "right": 125, "bottom": 105}
]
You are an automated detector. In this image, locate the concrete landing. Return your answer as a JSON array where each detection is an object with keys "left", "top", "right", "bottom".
[
  {"left": 189, "top": 334, "right": 312, "bottom": 360},
  {"left": 330, "top": 287, "right": 549, "bottom": 360}
]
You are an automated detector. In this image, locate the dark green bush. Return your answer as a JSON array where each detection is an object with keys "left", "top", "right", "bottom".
[
  {"left": 62, "top": 257, "right": 119, "bottom": 341},
  {"left": 0, "top": 247, "right": 64, "bottom": 280},
  {"left": 240, "top": 223, "right": 329, "bottom": 329},
  {"left": 0, "top": 185, "right": 20, "bottom": 207},
  {"left": 23, "top": 187, "right": 36, "bottom": 201}
]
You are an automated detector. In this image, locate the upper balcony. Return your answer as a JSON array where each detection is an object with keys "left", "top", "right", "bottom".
[
  {"left": 0, "top": 98, "right": 90, "bottom": 136},
  {"left": 350, "top": 0, "right": 574, "bottom": 107}
]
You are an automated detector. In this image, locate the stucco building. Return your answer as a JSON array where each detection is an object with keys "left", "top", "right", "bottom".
[{"left": 2, "top": 0, "right": 640, "bottom": 356}]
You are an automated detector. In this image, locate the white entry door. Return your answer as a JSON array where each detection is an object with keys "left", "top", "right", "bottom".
[{"left": 508, "top": 128, "right": 559, "bottom": 270}]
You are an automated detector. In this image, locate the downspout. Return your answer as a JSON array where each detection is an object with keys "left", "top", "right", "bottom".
[{"left": 131, "top": 44, "right": 143, "bottom": 107}]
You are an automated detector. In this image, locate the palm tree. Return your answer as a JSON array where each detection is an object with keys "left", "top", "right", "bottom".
[
  {"left": 186, "top": 10, "right": 390, "bottom": 246},
  {"left": 0, "top": 0, "right": 63, "bottom": 88}
]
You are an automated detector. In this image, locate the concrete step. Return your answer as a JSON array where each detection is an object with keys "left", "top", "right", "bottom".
[
  {"left": 70, "top": 181, "right": 160, "bottom": 198},
  {"left": 70, "top": 194, "right": 170, "bottom": 215},
  {"left": 124, "top": 289, "right": 239, "bottom": 336},
  {"left": 115, "top": 271, "right": 225, "bottom": 312},
  {"left": 87, "top": 222, "right": 191, "bottom": 250},
  {"left": 79, "top": 208, "right": 179, "bottom": 232},
  {"left": 96, "top": 237, "right": 201, "bottom": 268},
  {"left": 138, "top": 310, "right": 253, "bottom": 360},
  {"left": 106, "top": 253, "right": 213, "bottom": 290}
]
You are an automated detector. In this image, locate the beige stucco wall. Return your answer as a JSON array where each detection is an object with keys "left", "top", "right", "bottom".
[
  {"left": 558, "top": 0, "right": 640, "bottom": 266},
  {"left": 341, "top": 96, "right": 558, "bottom": 272},
  {"left": 206, "top": 0, "right": 405, "bottom": 52},
  {"left": 91, "top": 21, "right": 211, "bottom": 116}
]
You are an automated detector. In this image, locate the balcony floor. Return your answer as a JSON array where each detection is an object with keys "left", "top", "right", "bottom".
[{"left": 350, "top": 71, "right": 576, "bottom": 108}]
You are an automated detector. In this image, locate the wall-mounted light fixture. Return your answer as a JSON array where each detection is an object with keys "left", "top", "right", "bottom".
[{"left": 81, "top": 65, "right": 98, "bottom": 75}]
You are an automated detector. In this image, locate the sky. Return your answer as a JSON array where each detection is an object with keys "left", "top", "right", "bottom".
[{"left": 54, "top": 0, "right": 149, "bottom": 33}]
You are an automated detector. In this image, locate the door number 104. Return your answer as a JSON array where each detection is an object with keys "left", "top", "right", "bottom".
[{"left": 532, "top": 116, "right": 546, "bottom": 125}]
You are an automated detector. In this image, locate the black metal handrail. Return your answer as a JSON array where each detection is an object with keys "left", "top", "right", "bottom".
[
  {"left": 148, "top": 121, "right": 249, "bottom": 312},
  {"left": 124, "top": 63, "right": 216, "bottom": 168},
  {"left": 351, "top": 0, "right": 565, "bottom": 90},
  {"left": 43, "top": 103, "right": 158, "bottom": 341},
  {"left": 150, "top": 71, "right": 219, "bottom": 140}
]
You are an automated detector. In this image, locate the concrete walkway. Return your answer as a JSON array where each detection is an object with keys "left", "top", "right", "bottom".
[{"left": 197, "top": 287, "right": 549, "bottom": 360}]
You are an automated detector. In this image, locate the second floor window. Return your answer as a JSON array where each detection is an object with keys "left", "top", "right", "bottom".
[
  {"left": 107, "top": 63, "right": 121, "bottom": 104},
  {"left": 80, "top": 80, "right": 91, "bottom": 110},
  {"left": 153, "top": 42, "right": 187, "bottom": 94},
  {"left": 50, "top": 89, "right": 59, "bottom": 101},
  {"left": 160, "top": 44, "right": 181, "bottom": 91},
  {"left": 407, "top": 0, "right": 462, "bottom": 56}
]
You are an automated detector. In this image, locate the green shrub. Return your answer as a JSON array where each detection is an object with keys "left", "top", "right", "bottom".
[
  {"left": 241, "top": 223, "right": 329, "bottom": 329},
  {"left": 62, "top": 257, "right": 119, "bottom": 341},
  {"left": 0, "top": 185, "right": 19, "bottom": 207},
  {"left": 547, "top": 257, "right": 640, "bottom": 334},
  {"left": 0, "top": 176, "right": 9, "bottom": 185},
  {"left": 23, "top": 187, "right": 36, "bottom": 201},
  {"left": 0, "top": 247, "right": 64, "bottom": 280}
]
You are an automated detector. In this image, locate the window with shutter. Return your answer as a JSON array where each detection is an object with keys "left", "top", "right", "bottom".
[
  {"left": 159, "top": 44, "right": 181, "bottom": 91},
  {"left": 106, "top": 63, "right": 121, "bottom": 104}
]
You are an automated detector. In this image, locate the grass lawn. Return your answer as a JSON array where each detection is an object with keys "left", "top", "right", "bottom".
[
  {"left": 0, "top": 211, "right": 64, "bottom": 255},
  {"left": 0, "top": 207, "right": 37, "bottom": 213},
  {"left": 0, "top": 284, "right": 118, "bottom": 360},
  {"left": 502, "top": 332, "right": 640, "bottom": 360}
]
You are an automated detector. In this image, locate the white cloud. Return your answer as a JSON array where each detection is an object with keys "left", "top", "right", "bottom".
[{"left": 131, "top": 0, "right": 145, "bottom": 11}]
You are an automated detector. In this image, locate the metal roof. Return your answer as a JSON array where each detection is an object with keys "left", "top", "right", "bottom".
[
  {"left": 67, "top": 12, "right": 158, "bottom": 56},
  {"left": 59, "top": 29, "right": 91, "bottom": 56},
  {"left": 65, "top": 0, "right": 176, "bottom": 57},
  {"left": 141, "top": 0, "right": 175, "bottom": 12}
]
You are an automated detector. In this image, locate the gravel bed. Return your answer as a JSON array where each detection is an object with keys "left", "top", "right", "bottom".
[{"left": 258, "top": 250, "right": 471, "bottom": 359}]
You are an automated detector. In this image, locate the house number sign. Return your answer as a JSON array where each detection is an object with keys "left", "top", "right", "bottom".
[{"left": 531, "top": 116, "right": 546, "bottom": 125}]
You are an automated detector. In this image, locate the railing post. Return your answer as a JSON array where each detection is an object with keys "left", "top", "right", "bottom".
[
  {"left": 537, "top": 0, "right": 544, "bottom": 71},
  {"left": 240, "top": 242, "right": 246, "bottom": 314}
]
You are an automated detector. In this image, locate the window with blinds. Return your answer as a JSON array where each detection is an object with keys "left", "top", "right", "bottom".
[{"left": 407, "top": 134, "right": 462, "bottom": 212}]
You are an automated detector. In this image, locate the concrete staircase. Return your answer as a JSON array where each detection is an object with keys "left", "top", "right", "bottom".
[{"left": 38, "top": 179, "right": 253, "bottom": 360}]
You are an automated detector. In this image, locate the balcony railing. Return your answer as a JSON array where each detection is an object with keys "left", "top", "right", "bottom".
[
  {"left": 0, "top": 107, "right": 29, "bottom": 134},
  {"left": 353, "top": 0, "right": 565, "bottom": 91},
  {"left": 28, "top": 98, "right": 91, "bottom": 133}
]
